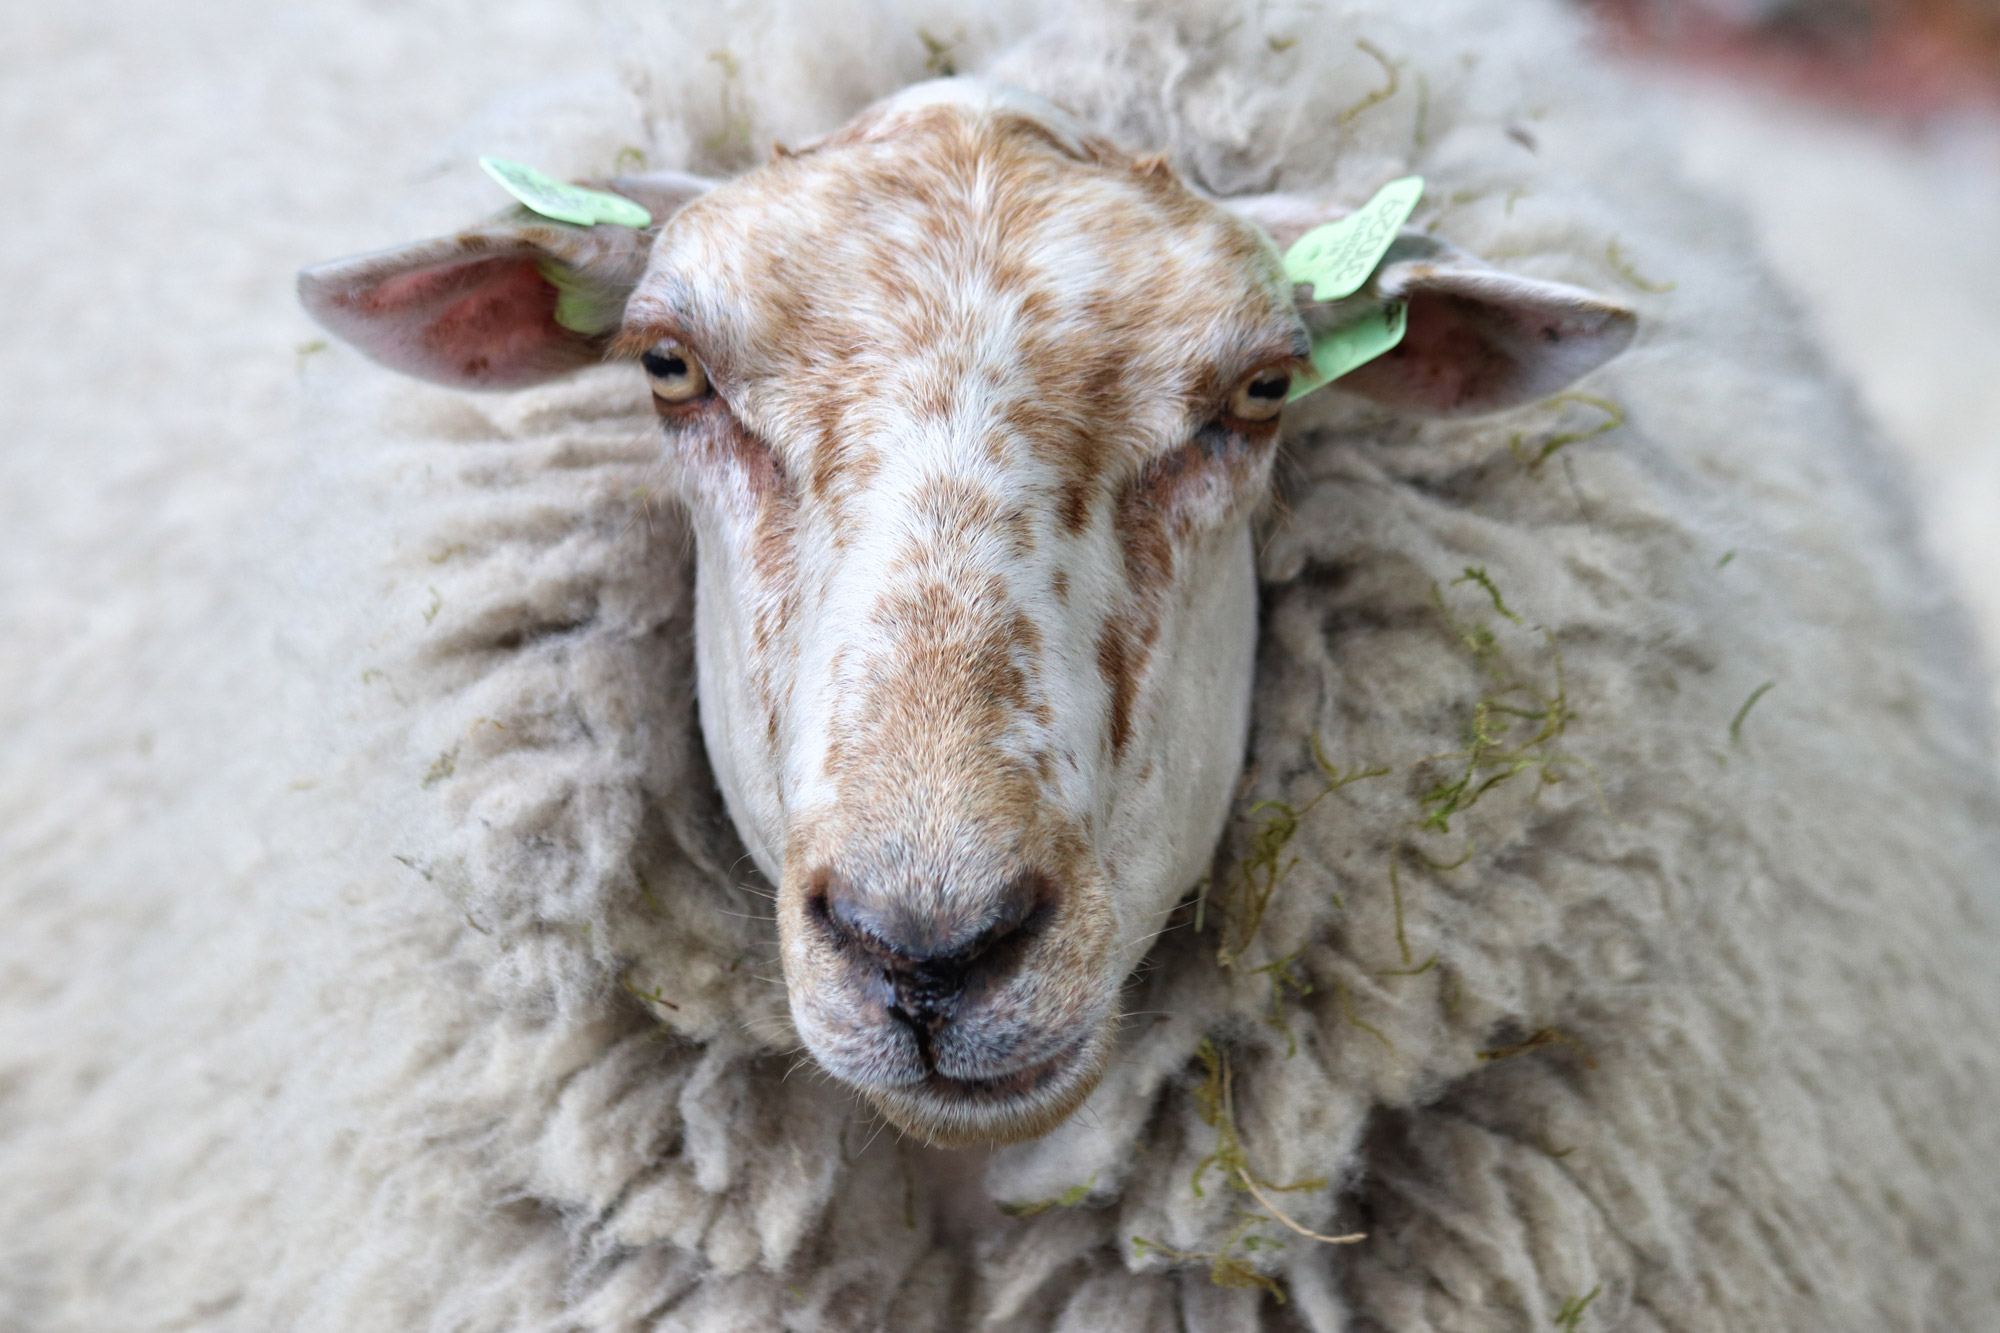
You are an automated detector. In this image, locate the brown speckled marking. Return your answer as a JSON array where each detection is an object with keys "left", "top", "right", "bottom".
[
  {"left": 623, "top": 100, "right": 1296, "bottom": 776},
  {"left": 1096, "top": 617, "right": 1143, "bottom": 759},
  {"left": 614, "top": 85, "right": 1305, "bottom": 1144}
]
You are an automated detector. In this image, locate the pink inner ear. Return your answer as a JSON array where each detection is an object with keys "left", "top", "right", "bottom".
[
  {"left": 1334, "top": 291, "right": 1525, "bottom": 416},
  {"left": 333, "top": 254, "right": 588, "bottom": 389},
  {"left": 1333, "top": 275, "right": 1636, "bottom": 418},
  {"left": 364, "top": 255, "right": 572, "bottom": 386}
]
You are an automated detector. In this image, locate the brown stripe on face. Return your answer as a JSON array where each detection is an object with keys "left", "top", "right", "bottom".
[
  {"left": 1090, "top": 422, "right": 1274, "bottom": 761},
  {"left": 876, "top": 575, "right": 1028, "bottom": 719},
  {"left": 710, "top": 413, "right": 799, "bottom": 735},
  {"left": 1096, "top": 612, "right": 1149, "bottom": 760},
  {"left": 1008, "top": 606, "right": 1053, "bottom": 726},
  {"left": 1115, "top": 474, "right": 1176, "bottom": 599},
  {"left": 821, "top": 570, "right": 1046, "bottom": 833}
]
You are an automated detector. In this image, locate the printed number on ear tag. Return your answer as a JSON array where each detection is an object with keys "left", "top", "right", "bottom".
[
  {"left": 1287, "top": 301, "right": 1408, "bottom": 402},
  {"left": 479, "top": 156, "right": 654, "bottom": 229},
  {"left": 1282, "top": 175, "right": 1424, "bottom": 302}
]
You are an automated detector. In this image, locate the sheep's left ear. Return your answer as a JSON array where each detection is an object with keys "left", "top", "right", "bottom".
[{"left": 1231, "top": 194, "right": 1637, "bottom": 417}]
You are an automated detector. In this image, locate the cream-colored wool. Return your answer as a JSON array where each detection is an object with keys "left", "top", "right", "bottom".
[{"left": 5, "top": 0, "right": 2000, "bottom": 1329}]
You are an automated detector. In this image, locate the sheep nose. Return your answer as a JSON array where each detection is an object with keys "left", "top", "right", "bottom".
[{"left": 812, "top": 868, "right": 1054, "bottom": 1033}]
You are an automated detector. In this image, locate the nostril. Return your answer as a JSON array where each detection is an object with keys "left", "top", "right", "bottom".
[
  {"left": 818, "top": 875, "right": 878, "bottom": 951},
  {"left": 804, "top": 870, "right": 850, "bottom": 948},
  {"left": 805, "top": 864, "right": 1062, "bottom": 1033},
  {"left": 814, "top": 868, "right": 1055, "bottom": 963},
  {"left": 994, "top": 869, "right": 1057, "bottom": 941}
]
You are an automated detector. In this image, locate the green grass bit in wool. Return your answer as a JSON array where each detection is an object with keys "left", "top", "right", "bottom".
[
  {"left": 1214, "top": 735, "right": 1387, "bottom": 967},
  {"left": 1508, "top": 392, "right": 1626, "bottom": 469},
  {"left": 1554, "top": 1284, "right": 1603, "bottom": 1329},
  {"left": 1131, "top": 1223, "right": 1287, "bottom": 1303},
  {"left": 1377, "top": 858, "right": 1443, "bottom": 979},
  {"left": 1167, "top": 1045, "right": 1363, "bottom": 1296},
  {"left": 21, "top": 0, "right": 2000, "bottom": 1327},
  {"left": 1477, "top": 1026, "right": 1598, "bottom": 1069},
  {"left": 1607, "top": 235, "right": 1676, "bottom": 291},
  {"left": 1248, "top": 950, "right": 1314, "bottom": 1056},
  {"left": 420, "top": 746, "right": 457, "bottom": 789},
  {"left": 1731, "top": 679, "right": 1777, "bottom": 745},
  {"left": 1335, "top": 978, "right": 1397, "bottom": 1052},
  {"left": 1453, "top": 565, "right": 1524, "bottom": 624},
  {"left": 1417, "top": 584, "right": 1582, "bottom": 834},
  {"left": 997, "top": 1176, "right": 1095, "bottom": 1219},
  {"left": 1336, "top": 38, "right": 1404, "bottom": 126}
]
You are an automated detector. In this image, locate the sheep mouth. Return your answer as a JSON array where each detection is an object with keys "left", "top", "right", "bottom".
[
  {"left": 866, "top": 1027, "right": 1108, "bottom": 1147},
  {"left": 923, "top": 1036, "right": 1082, "bottom": 1100}
]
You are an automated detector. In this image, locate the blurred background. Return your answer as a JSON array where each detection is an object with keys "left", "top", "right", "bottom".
[
  {"left": 3, "top": 0, "right": 1997, "bottom": 781},
  {"left": 1595, "top": 0, "right": 2000, "bottom": 713}
]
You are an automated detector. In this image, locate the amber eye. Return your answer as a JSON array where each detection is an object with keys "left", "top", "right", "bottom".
[
  {"left": 641, "top": 340, "right": 708, "bottom": 403},
  {"left": 1230, "top": 368, "right": 1290, "bottom": 423}
]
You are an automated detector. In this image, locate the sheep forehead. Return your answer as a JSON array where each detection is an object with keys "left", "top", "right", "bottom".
[{"left": 633, "top": 102, "right": 1299, "bottom": 482}]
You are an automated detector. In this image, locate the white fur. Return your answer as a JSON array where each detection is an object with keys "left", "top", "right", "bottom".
[{"left": 5, "top": 0, "right": 2000, "bottom": 1329}]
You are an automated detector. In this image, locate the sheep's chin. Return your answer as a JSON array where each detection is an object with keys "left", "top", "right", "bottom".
[{"left": 863, "top": 1025, "right": 1112, "bottom": 1148}]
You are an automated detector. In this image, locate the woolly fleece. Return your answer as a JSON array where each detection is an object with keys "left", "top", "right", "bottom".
[{"left": 5, "top": 0, "right": 2000, "bottom": 1330}]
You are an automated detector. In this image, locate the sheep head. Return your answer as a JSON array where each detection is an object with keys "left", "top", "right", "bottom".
[{"left": 300, "top": 79, "right": 1634, "bottom": 1146}]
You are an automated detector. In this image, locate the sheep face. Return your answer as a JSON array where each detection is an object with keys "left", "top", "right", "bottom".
[
  {"left": 619, "top": 85, "right": 1301, "bottom": 1144},
  {"left": 299, "top": 75, "right": 1636, "bottom": 1147}
]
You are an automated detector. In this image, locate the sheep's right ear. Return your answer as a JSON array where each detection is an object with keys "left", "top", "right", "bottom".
[{"left": 298, "top": 171, "right": 715, "bottom": 390}]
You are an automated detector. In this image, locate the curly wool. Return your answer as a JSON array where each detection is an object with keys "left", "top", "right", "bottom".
[{"left": 5, "top": 0, "right": 2000, "bottom": 1329}]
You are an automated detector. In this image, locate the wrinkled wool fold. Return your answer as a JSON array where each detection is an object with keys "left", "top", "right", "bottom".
[{"left": 5, "top": 0, "right": 2000, "bottom": 1330}]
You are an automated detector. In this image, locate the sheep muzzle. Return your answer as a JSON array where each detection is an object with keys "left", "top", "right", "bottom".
[{"left": 780, "top": 819, "right": 1121, "bottom": 1146}]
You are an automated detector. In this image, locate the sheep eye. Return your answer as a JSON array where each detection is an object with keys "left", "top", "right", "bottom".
[
  {"left": 1229, "top": 368, "right": 1290, "bottom": 423},
  {"left": 641, "top": 340, "right": 708, "bottom": 404}
]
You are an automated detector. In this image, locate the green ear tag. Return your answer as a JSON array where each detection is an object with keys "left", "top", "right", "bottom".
[
  {"left": 534, "top": 259, "right": 622, "bottom": 334},
  {"left": 479, "top": 156, "right": 653, "bottom": 229},
  {"left": 1287, "top": 301, "right": 1407, "bottom": 402},
  {"left": 1282, "top": 175, "right": 1424, "bottom": 302}
]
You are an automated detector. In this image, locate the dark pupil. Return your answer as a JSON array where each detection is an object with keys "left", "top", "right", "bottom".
[
  {"left": 642, "top": 351, "right": 687, "bottom": 378},
  {"left": 1246, "top": 375, "right": 1287, "bottom": 400}
]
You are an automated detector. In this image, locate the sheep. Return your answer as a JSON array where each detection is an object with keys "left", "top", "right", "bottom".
[
  {"left": 7, "top": 0, "right": 2000, "bottom": 1330},
  {"left": 300, "top": 72, "right": 1641, "bottom": 1153}
]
